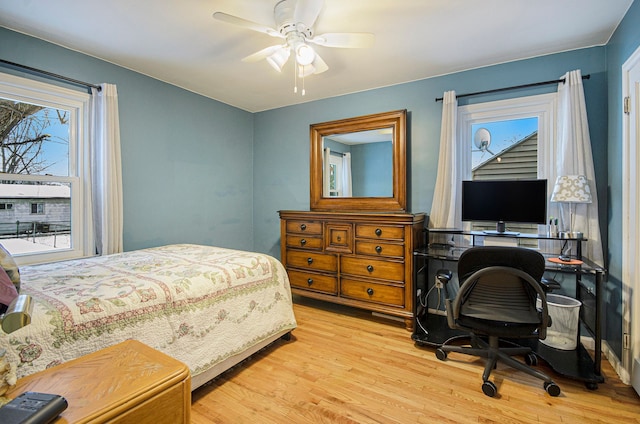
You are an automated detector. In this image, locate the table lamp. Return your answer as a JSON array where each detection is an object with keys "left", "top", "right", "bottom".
[
  {"left": 0, "top": 294, "right": 33, "bottom": 405},
  {"left": 550, "top": 175, "right": 592, "bottom": 239},
  {"left": 1, "top": 294, "right": 33, "bottom": 334}
]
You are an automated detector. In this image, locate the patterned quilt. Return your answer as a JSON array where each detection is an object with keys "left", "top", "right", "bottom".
[{"left": 0, "top": 244, "right": 297, "bottom": 382}]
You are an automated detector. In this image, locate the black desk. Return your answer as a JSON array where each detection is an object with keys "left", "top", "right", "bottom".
[{"left": 412, "top": 230, "right": 605, "bottom": 389}]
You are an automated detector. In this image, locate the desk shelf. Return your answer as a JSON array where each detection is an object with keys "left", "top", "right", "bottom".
[{"left": 413, "top": 229, "right": 605, "bottom": 389}]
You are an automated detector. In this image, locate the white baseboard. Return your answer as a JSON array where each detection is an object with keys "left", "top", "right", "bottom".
[
  {"left": 601, "top": 340, "right": 631, "bottom": 385},
  {"left": 632, "top": 358, "right": 640, "bottom": 395},
  {"left": 580, "top": 335, "right": 595, "bottom": 351}
]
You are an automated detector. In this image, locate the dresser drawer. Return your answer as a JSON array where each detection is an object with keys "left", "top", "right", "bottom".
[
  {"left": 287, "top": 269, "right": 338, "bottom": 294},
  {"left": 355, "top": 224, "right": 404, "bottom": 241},
  {"left": 325, "top": 223, "right": 353, "bottom": 253},
  {"left": 286, "top": 250, "right": 337, "bottom": 272},
  {"left": 355, "top": 240, "right": 404, "bottom": 258},
  {"left": 340, "top": 278, "right": 405, "bottom": 307},
  {"left": 286, "top": 220, "right": 323, "bottom": 235},
  {"left": 286, "top": 234, "right": 323, "bottom": 250},
  {"left": 340, "top": 256, "right": 405, "bottom": 281}
]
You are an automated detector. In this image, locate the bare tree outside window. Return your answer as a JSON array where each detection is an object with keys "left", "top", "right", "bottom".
[{"left": 1, "top": 99, "right": 69, "bottom": 177}]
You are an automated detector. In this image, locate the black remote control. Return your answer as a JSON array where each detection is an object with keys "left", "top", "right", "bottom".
[{"left": 0, "top": 391, "right": 68, "bottom": 424}]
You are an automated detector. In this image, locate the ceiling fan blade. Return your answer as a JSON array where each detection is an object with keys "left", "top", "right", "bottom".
[
  {"left": 213, "top": 12, "right": 282, "bottom": 38},
  {"left": 311, "top": 52, "right": 328, "bottom": 74},
  {"left": 294, "top": 0, "right": 324, "bottom": 27},
  {"left": 311, "top": 32, "right": 375, "bottom": 48},
  {"left": 242, "top": 45, "right": 288, "bottom": 62}
]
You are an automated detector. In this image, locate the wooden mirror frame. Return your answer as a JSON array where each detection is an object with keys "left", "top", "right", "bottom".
[{"left": 310, "top": 109, "right": 407, "bottom": 211}]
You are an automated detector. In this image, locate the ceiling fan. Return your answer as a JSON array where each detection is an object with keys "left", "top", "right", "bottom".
[{"left": 213, "top": 0, "right": 374, "bottom": 94}]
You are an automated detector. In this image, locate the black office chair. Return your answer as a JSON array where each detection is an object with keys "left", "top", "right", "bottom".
[{"left": 435, "top": 246, "right": 561, "bottom": 397}]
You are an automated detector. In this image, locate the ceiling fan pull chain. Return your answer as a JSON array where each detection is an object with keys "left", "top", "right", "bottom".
[
  {"left": 293, "top": 61, "right": 298, "bottom": 93},
  {"left": 302, "top": 71, "right": 306, "bottom": 96}
]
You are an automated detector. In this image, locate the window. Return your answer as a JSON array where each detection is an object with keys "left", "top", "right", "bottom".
[
  {"left": 0, "top": 72, "right": 91, "bottom": 264},
  {"left": 0, "top": 203, "right": 13, "bottom": 210},
  {"left": 30, "top": 203, "right": 45, "bottom": 214},
  {"left": 458, "top": 94, "right": 556, "bottom": 236},
  {"left": 328, "top": 154, "right": 343, "bottom": 197}
]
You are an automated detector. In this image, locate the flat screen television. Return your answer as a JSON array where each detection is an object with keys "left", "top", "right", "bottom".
[{"left": 461, "top": 179, "right": 547, "bottom": 235}]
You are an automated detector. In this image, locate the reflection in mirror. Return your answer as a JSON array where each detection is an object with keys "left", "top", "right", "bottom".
[
  {"left": 310, "top": 109, "right": 406, "bottom": 211},
  {"left": 323, "top": 129, "right": 393, "bottom": 198}
]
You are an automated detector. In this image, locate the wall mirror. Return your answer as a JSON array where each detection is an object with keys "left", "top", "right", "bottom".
[{"left": 310, "top": 109, "right": 406, "bottom": 211}]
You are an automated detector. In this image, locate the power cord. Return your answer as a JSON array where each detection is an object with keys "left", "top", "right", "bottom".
[{"left": 416, "top": 271, "right": 449, "bottom": 336}]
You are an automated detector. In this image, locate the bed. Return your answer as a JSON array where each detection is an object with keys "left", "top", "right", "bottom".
[{"left": 0, "top": 243, "right": 297, "bottom": 390}]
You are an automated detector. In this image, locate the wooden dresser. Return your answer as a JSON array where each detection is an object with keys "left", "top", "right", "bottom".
[
  {"left": 279, "top": 210, "right": 425, "bottom": 330},
  {"left": 7, "top": 340, "right": 191, "bottom": 423}
]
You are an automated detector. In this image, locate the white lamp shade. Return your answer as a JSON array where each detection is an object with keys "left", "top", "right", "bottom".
[
  {"left": 550, "top": 175, "right": 592, "bottom": 203},
  {"left": 266, "top": 48, "right": 290, "bottom": 72},
  {"left": 295, "top": 43, "right": 316, "bottom": 66}
]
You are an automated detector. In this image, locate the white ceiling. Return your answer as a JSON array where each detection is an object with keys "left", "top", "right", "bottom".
[{"left": 0, "top": 0, "right": 633, "bottom": 112}]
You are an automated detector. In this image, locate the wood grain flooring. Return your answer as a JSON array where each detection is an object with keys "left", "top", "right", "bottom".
[{"left": 191, "top": 296, "right": 640, "bottom": 423}]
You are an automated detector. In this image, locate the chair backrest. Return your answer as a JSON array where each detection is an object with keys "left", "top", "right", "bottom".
[
  {"left": 451, "top": 247, "right": 549, "bottom": 338},
  {"left": 458, "top": 246, "right": 545, "bottom": 283}
]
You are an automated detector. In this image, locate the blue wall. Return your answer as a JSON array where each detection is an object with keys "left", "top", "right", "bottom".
[{"left": 0, "top": 27, "right": 255, "bottom": 252}]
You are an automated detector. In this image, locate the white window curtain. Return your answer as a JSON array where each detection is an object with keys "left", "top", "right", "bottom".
[
  {"left": 90, "top": 83, "right": 123, "bottom": 255},
  {"left": 323, "top": 147, "right": 331, "bottom": 196},
  {"left": 342, "top": 152, "right": 352, "bottom": 197},
  {"left": 552, "top": 70, "right": 604, "bottom": 265},
  {"left": 430, "top": 90, "right": 460, "bottom": 229}
]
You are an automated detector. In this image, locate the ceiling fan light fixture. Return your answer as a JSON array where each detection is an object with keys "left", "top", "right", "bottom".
[
  {"left": 295, "top": 43, "right": 315, "bottom": 66},
  {"left": 266, "top": 48, "right": 290, "bottom": 72}
]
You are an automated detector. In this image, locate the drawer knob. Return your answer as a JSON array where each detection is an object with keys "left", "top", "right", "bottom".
[
  {"left": 367, "top": 265, "right": 374, "bottom": 273},
  {"left": 375, "top": 245, "right": 382, "bottom": 253},
  {"left": 375, "top": 228, "right": 382, "bottom": 236},
  {"left": 307, "top": 278, "right": 313, "bottom": 286},
  {"left": 307, "top": 257, "right": 314, "bottom": 265},
  {"left": 300, "top": 224, "right": 307, "bottom": 231},
  {"left": 366, "top": 288, "right": 374, "bottom": 296},
  {"left": 300, "top": 238, "right": 307, "bottom": 246}
]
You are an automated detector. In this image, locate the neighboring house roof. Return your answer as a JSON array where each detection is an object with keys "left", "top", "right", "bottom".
[
  {"left": 472, "top": 131, "right": 538, "bottom": 180},
  {"left": 0, "top": 183, "right": 70, "bottom": 199}
]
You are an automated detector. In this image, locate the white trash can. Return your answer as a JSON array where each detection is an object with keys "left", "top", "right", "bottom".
[{"left": 538, "top": 294, "right": 582, "bottom": 350}]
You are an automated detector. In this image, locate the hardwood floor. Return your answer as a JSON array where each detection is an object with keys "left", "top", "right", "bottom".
[{"left": 191, "top": 296, "right": 640, "bottom": 423}]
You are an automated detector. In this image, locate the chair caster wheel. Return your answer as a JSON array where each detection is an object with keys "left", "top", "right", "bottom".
[
  {"left": 525, "top": 352, "right": 538, "bottom": 366},
  {"left": 482, "top": 380, "right": 497, "bottom": 397},
  {"left": 544, "top": 381, "right": 561, "bottom": 397},
  {"left": 435, "top": 348, "right": 447, "bottom": 361}
]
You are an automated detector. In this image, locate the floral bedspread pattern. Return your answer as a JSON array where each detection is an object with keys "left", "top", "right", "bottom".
[{"left": 0, "top": 244, "right": 297, "bottom": 381}]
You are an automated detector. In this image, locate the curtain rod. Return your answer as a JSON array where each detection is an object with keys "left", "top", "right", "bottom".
[
  {"left": 435, "top": 74, "right": 590, "bottom": 102},
  {"left": 0, "top": 58, "right": 101, "bottom": 92}
]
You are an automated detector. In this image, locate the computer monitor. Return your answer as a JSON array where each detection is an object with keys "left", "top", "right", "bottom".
[{"left": 461, "top": 179, "right": 548, "bottom": 235}]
